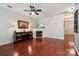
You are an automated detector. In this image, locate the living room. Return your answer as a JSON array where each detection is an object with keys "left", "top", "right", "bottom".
[{"left": 0, "top": 3, "right": 79, "bottom": 56}]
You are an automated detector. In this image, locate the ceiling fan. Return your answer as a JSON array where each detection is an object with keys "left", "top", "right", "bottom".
[{"left": 24, "top": 5, "right": 42, "bottom": 15}]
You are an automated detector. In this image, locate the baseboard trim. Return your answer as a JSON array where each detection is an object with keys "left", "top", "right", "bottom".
[
  {"left": 47, "top": 37, "right": 64, "bottom": 40},
  {"left": 0, "top": 41, "right": 13, "bottom": 45},
  {"left": 0, "top": 37, "right": 63, "bottom": 45}
]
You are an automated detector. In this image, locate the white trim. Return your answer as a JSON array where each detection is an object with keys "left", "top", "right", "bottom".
[
  {"left": 0, "top": 41, "right": 13, "bottom": 45},
  {"left": 48, "top": 36, "right": 64, "bottom": 40},
  {"left": 0, "top": 37, "right": 63, "bottom": 45}
]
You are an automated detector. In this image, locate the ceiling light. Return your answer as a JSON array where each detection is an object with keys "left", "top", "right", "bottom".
[
  {"left": 30, "top": 12, "right": 35, "bottom": 15},
  {"left": 31, "top": 12, "right": 35, "bottom": 15},
  {"left": 68, "top": 7, "right": 74, "bottom": 12}
]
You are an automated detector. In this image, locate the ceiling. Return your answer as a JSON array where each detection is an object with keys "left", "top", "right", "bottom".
[{"left": 0, "top": 3, "right": 74, "bottom": 19}]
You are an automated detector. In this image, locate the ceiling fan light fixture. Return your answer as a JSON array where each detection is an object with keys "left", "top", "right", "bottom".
[
  {"left": 30, "top": 12, "right": 35, "bottom": 15},
  {"left": 24, "top": 5, "right": 41, "bottom": 15},
  {"left": 31, "top": 12, "right": 35, "bottom": 15}
]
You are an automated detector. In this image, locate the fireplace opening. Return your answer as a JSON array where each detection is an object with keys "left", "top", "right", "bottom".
[{"left": 36, "top": 31, "right": 42, "bottom": 38}]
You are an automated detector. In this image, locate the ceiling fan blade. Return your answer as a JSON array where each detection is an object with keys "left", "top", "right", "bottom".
[
  {"left": 35, "top": 12, "right": 39, "bottom": 15},
  {"left": 26, "top": 5, "right": 41, "bottom": 15},
  {"left": 24, "top": 10, "right": 31, "bottom": 11},
  {"left": 35, "top": 9, "right": 42, "bottom": 12},
  {"left": 30, "top": 5, "right": 34, "bottom": 8}
]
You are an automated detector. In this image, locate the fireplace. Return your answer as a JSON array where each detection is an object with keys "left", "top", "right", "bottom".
[{"left": 36, "top": 31, "right": 42, "bottom": 38}]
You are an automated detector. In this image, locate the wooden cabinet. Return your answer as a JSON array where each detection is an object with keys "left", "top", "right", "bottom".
[{"left": 13, "top": 31, "right": 33, "bottom": 42}]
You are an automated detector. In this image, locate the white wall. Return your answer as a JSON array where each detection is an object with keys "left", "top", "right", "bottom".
[
  {"left": 0, "top": 5, "right": 65, "bottom": 45},
  {"left": 74, "top": 3, "right": 79, "bottom": 54},
  {"left": 0, "top": 6, "right": 36, "bottom": 45},
  {"left": 38, "top": 14, "right": 64, "bottom": 40}
]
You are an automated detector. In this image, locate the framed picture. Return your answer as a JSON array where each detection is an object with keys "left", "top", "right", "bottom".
[{"left": 18, "top": 20, "right": 29, "bottom": 29}]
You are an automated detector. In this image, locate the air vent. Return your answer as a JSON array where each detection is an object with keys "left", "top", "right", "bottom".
[{"left": 7, "top": 5, "right": 13, "bottom": 8}]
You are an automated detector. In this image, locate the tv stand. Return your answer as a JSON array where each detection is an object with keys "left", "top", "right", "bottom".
[{"left": 14, "top": 31, "right": 33, "bottom": 42}]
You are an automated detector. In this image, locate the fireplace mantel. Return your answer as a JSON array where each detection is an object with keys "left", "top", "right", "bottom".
[{"left": 32, "top": 28, "right": 46, "bottom": 38}]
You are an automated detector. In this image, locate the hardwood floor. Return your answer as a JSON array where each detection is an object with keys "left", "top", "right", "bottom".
[{"left": 0, "top": 38, "right": 77, "bottom": 56}]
